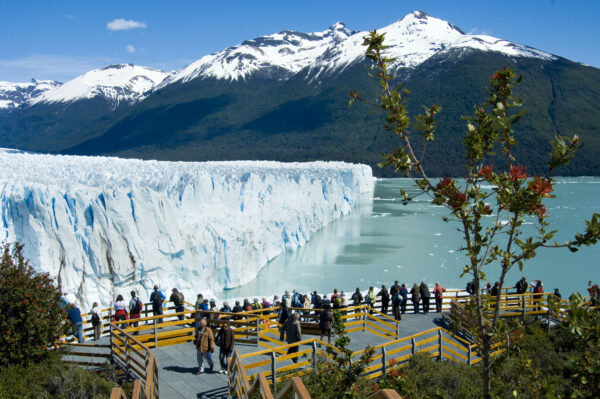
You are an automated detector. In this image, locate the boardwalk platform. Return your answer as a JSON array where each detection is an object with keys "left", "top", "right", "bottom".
[{"left": 156, "top": 312, "right": 443, "bottom": 399}]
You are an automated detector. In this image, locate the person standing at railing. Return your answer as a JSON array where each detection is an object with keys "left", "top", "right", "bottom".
[
  {"left": 319, "top": 303, "right": 333, "bottom": 345},
  {"left": 365, "top": 287, "right": 376, "bottom": 315},
  {"left": 261, "top": 297, "right": 272, "bottom": 312},
  {"left": 516, "top": 277, "right": 528, "bottom": 295},
  {"left": 553, "top": 288, "right": 562, "bottom": 300},
  {"left": 284, "top": 312, "right": 302, "bottom": 363},
  {"left": 66, "top": 303, "right": 84, "bottom": 343},
  {"left": 278, "top": 301, "right": 290, "bottom": 341},
  {"left": 291, "top": 289, "right": 302, "bottom": 308},
  {"left": 150, "top": 285, "right": 165, "bottom": 324},
  {"left": 220, "top": 301, "right": 232, "bottom": 320},
  {"left": 170, "top": 288, "right": 185, "bottom": 321},
  {"left": 533, "top": 280, "right": 543, "bottom": 311},
  {"left": 433, "top": 282, "right": 446, "bottom": 313},
  {"left": 113, "top": 295, "right": 128, "bottom": 322},
  {"left": 129, "top": 291, "right": 142, "bottom": 333},
  {"left": 311, "top": 291, "right": 323, "bottom": 316},
  {"left": 587, "top": 281, "right": 599, "bottom": 306},
  {"left": 302, "top": 294, "right": 312, "bottom": 322},
  {"left": 232, "top": 300, "right": 243, "bottom": 320},
  {"left": 410, "top": 283, "right": 420, "bottom": 314},
  {"left": 216, "top": 321, "right": 235, "bottom": 374},
  {"left": 419, "top": 282, "right": 430, "bottom": 314},
  {"left": 351, "top": 288, "right": 363, "bottom": 320},
  {"left": 90, "top": 302, "right": 101, "bottom": 341},
  {"left": 390, "top": 281, "right": 401, "bottom": 320},
  {"left": 400, "top": 284, "right": 408, "bottom": 315},
  {"left": 194, "top": 319, "right": 215, "bottom": 374},
  {"left": 377, "top": 285, "right": 390, "bottom": 315}
]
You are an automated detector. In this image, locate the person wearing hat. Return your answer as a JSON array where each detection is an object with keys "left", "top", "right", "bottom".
[{"left": 170, "top": 288, "right": 185, "bottom": 320}]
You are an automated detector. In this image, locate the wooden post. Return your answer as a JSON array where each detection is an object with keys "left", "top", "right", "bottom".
[
  {"left": 547, "top": 304, "right": 551, "bottom": 333},
  {"left": 125, "top": 337, "right": 130, "bottom": 375},
  {"left": 522, "top": 296, "right": 526, "bottom": 322},
  {"left": 438, "top": 330, "right": 442, "bottom": 361},
  {"left": 246, "top": 315, "right": 250, "bottom": 335},
  {"left": 270, "top": 351, "right": 277, "bottom": 395},
  {"left": 108, "top": 309, "right": 113, "bottom": 336},
  {"left": 381, "top": 347, "right": 387, "bottom": 378},
  {"left": 411, "top": 337, "right": 416, "bottom": 355},
  {"left": 467, "top": 345, "right": 472, "bottom": 366},
  {"left": 312, "top": 341, "right": 317, "bottom": 372},
  {"left": 363, "top": 306, "right": 367, "bottom": 332},
  {"left": 396, "top": 322, "right": 400, "bottom": 339},
  {"left": 256, "top": 317, "right": 260, "bottom": 345},
  {"left": 144, "top": 303, "right": 149, "bottom": 324},
  {"left": 153, "top": 319, "right": 158, "bottom": 348}
]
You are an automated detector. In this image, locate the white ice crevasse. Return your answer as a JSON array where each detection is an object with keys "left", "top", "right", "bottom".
[{"left": 0, "top": 149, "right": 373, "bottom": 308}]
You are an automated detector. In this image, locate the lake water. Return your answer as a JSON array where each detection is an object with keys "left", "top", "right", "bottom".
[{"left": 220, "top": 177, "right": 600, "bottom": 300}]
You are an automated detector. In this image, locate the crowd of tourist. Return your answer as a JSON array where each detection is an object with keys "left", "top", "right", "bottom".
[{"left": 64, "top": 276, "right": 599, "bottom": 375}]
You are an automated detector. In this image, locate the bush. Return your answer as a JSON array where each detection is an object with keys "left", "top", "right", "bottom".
[
  {"left": 0, "top": 242, "right": 68, "bottom": 366},
  {"left": 378, "top": 354, "right": 482, "bottom": 398},
  {"left": 0, "top": 351, "right": 120, "bottom": 399}
]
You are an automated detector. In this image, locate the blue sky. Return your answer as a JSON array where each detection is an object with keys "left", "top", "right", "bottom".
[{"left": 1, "top": 0, "right": 598, "bottom": 82}]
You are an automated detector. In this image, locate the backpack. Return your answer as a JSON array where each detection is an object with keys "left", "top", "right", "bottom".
[
  {"left": 91, "top": 312, "right": 101, "bottom": 326},
  {"left": 152, "top": 292, "right": 164, "bottom": 308},
  {"left": 174, "top": 292, "right": 184, "bottom": 307},
  {"left": 392, "top": 291, "right": 400, "bottom": 304},
  {"left": 132, "top": 298, "right": 143, "bottom": 314},
  {"left": 334, "top": 296, "right": 342, "bottom": 307},
  {"left": 292, "top": 293, "right": 301, "bottom": 308}
]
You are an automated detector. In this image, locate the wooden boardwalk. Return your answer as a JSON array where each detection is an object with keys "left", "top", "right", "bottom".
[{"left": 156, "top": 312, "right": 443, "bottom": 399}]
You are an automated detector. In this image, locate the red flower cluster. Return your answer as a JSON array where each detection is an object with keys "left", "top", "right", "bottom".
[
  {"left": 479, "top": 164, "right": 493, "bottom": 179},
  {"left": 436, "top": 177, "right": 467, "bottom": 210},
  {"left": 529, "top": 176, "right": 554, "bottom": 198},
  {"left": 508, "top": 164, "right": 528, "bottom": 181}
]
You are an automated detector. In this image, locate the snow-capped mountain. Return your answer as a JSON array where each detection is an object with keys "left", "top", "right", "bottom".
[
  {"left": 30, "top": 64, "right": 169, "bottom": 109},
  {"left": 0, "top": 79, "right": 61, "bottom": 110},
  {"left": 161, "top": 11, "right": 555, "bottom": 84},
  {"left": 1, "top": 11, "right": 555, "bottom": 109},
  {"left": 161, "top": 22, "right": 354, "bottom": 85}
]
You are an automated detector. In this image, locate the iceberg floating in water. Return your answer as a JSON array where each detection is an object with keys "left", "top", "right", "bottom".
[{"left": 0, "top": 149, "right": 373, "bottom": 307}]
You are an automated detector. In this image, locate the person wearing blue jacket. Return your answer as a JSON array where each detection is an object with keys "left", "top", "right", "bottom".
[{"left": 67, "top": 303, "right": 84, "bottom": 343}]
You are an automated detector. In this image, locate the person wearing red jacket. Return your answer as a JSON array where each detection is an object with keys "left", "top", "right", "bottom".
[{"left": 433, "top": 282, "right": 446, "bottom": 313}]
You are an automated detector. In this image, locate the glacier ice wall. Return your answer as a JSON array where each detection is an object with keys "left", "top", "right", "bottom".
[{"left": 0, "top": 149, "right": 373, "bottom": 308}]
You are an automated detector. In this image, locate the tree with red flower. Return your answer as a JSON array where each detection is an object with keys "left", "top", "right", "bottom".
[{"left": 351, "top": 31, "right": 600, "bottom": 399}]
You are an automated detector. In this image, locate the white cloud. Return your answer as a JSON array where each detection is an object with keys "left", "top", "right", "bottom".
[
  {"left": 126, "top": 45, "right": 136, "bottom": 54},
  {"left": 106, "top": 18, "right": 146, "bottom": 31},
  {"left": 467, "top": 27, "right": 492, "bottom": 36},
  {"left": 0, "top": 54, "right": 113, "bottom": 83}
]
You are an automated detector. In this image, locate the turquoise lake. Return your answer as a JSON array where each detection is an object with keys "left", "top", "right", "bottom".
[{"left": 220, "top": 178, "right": 600, "bottom": 300}]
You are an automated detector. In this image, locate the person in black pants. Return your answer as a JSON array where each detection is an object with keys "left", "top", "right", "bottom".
[{"left": 420, "top": 281, "right": 431, "bottom": 314}]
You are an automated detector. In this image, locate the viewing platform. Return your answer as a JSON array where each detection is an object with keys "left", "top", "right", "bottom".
[{"left": 60, "top": 289, "right": 573, "bottom": 399}]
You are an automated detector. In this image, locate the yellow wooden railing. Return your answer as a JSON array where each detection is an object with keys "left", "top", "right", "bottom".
[{"left": 108, "top": 322, "right": 159, "bottom": 399}]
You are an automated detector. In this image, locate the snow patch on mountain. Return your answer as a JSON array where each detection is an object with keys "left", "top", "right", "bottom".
[
  {"left": 310, "top": 11, "right": 555, "bottom": 75},
  {"left": 30, "top": 64, "right": 169, "bottom": 109},
  {"left": 161, "top": 22, "right": 354, "bottom": 84},
  {"left": 0, "top": 79, "right": 61, "bottom": 109},
  {"left": 0, "top": 149, "right": 373, "bottom": 308}
]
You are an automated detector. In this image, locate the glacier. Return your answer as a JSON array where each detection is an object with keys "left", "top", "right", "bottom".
[{"left": 0, "top": 149, "right": 373, "bottom": 308}]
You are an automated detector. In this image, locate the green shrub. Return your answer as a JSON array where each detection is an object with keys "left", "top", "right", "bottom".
[
  {"left": 0, "top": 351, "right": 119, "bottom": 399},
  {"left": 0, "top": 242, "right": 69, "bottom": 366}
]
